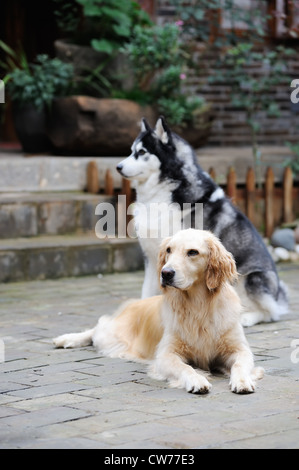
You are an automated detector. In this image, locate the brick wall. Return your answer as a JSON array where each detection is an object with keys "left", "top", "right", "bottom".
[
  {"left": 187, "top": 45, "right": 299, "bottom": 146},
  {"left": 156, "top": 1, "right": 299, "bottom": 146}
]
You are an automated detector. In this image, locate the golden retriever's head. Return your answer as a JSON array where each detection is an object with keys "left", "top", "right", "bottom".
[{"left": 158, "top": 229, "right": 238, "bottom": 293}]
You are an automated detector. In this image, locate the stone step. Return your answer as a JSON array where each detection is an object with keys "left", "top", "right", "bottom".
[
  {"left": 0, "top": 147, "right": 294, "bottom": 193},
  {"left": 0, "top": 192, "right": 115, "bottom": 239},
  {"left": 0, "top": 153, "right": 123, "bottom": 192},
  {"left": 0, "top": 234, "right": 143, "bottom": 282}
]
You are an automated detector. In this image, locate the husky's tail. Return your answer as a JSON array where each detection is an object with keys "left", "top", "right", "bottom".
[
  {"left": 266, "top": 279, "right": 289, "bottom": 322},
  {"left": 277, "top": 280, "right": 289, "bottom": 317}
]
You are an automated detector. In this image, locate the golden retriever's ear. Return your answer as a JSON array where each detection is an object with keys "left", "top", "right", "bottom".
[
  {"left": 206, "top": 236, "right": 238, "bottom": 292},
  {"left": 157, "top": 237, "right": 171, "bottom": 278}
]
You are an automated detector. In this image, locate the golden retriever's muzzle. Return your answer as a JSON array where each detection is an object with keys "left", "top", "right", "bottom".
[{"left": 161, "top": 267, "right": 175, "bottom": 287}]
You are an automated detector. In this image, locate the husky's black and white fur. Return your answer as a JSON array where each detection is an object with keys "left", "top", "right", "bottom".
[{"left": 116, "top": 117, "right": 288, "bottom": 327}]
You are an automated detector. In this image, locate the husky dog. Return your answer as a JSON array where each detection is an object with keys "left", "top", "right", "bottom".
[{"left": 116, "top": 117, "right": 288, "bottom": 327}]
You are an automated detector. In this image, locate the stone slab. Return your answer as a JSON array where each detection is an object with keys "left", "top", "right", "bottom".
[
  {"left": 0, "top": 235, "right": 143, "bottom": 281},
  {"left": 0, "top": 192, "right": 113, "bottom": 238},
  {"left": 0, "top": 266, "right": 298, "bottom": 449},
  {"left": 0, "top": 146, "right": 294, "bottom": 192}
]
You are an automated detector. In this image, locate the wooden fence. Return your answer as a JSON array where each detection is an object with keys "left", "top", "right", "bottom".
[
  {"left": 211, "top": 165, "right": 298, "bottom": 236},
  {"left": 87, "top": 161, "right": 298, "bottom": 237}
]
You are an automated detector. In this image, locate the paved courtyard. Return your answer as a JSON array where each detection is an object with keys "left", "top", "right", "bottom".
[{"left": 0, "top": 264, "right": 298, "bottom": 449}]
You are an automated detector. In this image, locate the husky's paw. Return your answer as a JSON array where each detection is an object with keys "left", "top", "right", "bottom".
[
  {"left": 240, "top": 312, "right": 264, "bottom": 328},
  {"left": 230, "top": 376, "right": 255, "bottom": 394}
]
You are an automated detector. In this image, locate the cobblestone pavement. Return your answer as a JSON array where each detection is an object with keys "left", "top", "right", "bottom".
[{"left": 0, "top": 264, "right": 298, "bottom": 449}]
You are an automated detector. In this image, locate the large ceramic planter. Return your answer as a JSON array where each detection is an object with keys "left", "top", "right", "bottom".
[
  {"left": 12, "top": 103, "right": 52, "bottom": 153},
  {"left": 47, "top": 96, "right": 158, "bottom": 156},
  {"left": 47, "top": 96, "right": 214, "bottom": 156}
]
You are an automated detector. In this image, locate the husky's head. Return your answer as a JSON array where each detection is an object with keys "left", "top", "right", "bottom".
[{"left": 116, "top": 117, "right": 182, "bottom": 183}]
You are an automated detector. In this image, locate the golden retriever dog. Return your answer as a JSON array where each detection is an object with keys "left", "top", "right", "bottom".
[{"left": 53, "top": 229, "right": 263, "bottom": 394}]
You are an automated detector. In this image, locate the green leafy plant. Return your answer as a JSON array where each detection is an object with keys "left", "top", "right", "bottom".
[
  {"left": 75, "top": 0, "right": 152, "bottom": 54},
  {"left": 124, "top": 24, "right": 185, "bottom": 91},
  {"left": 0, "top": 40, "right": 30, "bottom": 75},
  {"left": 52, "top": 0, "right": 81, "bottom": 34},
  {"left": 51, "top": 0, "right": 152, "bottom": 98},
  {"left": 168, "top": 0, "right": 269, "bottom": 46},
  {"left": 5, "top": 54, "right": 74, "bottom": 110},
  {"left": 157, "top": 96, "right": 205, "bottom": 127},
  {"left": 122, "top": 23, "right": 206, "bottom": 126},
  {"left": 211, "top": 43, "right": 295, "bottom": 185},
  {"left": 284, "top": 142, "right": 299, "bottom": 175}
]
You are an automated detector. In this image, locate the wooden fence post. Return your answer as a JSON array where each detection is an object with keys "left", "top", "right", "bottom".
[
  {"left": 122, "top": 178, "right": 132, "bottom": 206},
  {"left": 265, "top": 167, "right": 274, "bottom": 238},
  {"left": 283, "top": 166, "right": 293, "bottom": 224},
  {"left": 227, "top": 167, "right": 237, "bottom": 204},
  {"left": 105, "top": 169, "right": 114, "bottom": 196},
  {"left": 246, "top": 167, "right": 255, "bottom": 224},
  {"left": 209, "top": 167, "right": 216, "bottom": 180},
  {"left": 86, "top": 160, "right": 99, "bottom": 194}
]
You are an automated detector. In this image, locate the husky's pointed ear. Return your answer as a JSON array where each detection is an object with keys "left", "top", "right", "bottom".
[
  {"left": 140, "top": 118, "right": 151, "bottom": 133},
  {"left": 154, "top": 116, "right": 171, "bottom": 144}
]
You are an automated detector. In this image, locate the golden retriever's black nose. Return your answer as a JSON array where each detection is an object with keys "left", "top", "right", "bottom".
[{"left": 161, "top": 268, "right": 175, "bottom": 286}]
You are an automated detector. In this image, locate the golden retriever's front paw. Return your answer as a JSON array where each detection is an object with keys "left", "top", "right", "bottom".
[
  {"left": 185, "top": 373, "right": 212, "bottom": 395},
  {"left": 230, "top": 376, "right": 255, "bottom": 394},
  {"left": 53, "top": 334, "right": 76, "bottom": 349}
]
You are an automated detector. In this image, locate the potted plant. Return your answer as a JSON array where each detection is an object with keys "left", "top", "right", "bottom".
[
  {"left": 53, "top": 0, "right": 152, "bottom": 95},
  {"left": 47, "top": 21, "right": 213, "bottom": 155},
  {"left": 3, "top": 51, "right": 74, "bottom": 152},
  {"left": 119, "top": 22, "right": 213, "bottom": 147}
]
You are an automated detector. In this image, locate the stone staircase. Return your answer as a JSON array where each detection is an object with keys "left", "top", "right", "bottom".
[
  {"left": 0, "top": 192, "right": 107, "bottom": 238},
  {"left": 0, "top": 145, "right": 293, "bottom": 282},
  {"left": 0, "top": 156, "right": 143, "bottom": 281},
  {"left": 0, "top": 191, "right": 143, "bottom": 282}
]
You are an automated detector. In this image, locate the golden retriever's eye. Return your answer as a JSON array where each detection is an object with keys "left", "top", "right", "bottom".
[
  {"left": 166, "top": 247, "right": 171, "bottom": 254},
  {"left": 187, "top": 249, "right": 199, "bottom": 257}
]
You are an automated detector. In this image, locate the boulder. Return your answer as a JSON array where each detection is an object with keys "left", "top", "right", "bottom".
[
  {"left": 270, "top": 228, "right": 295, "bottom": 251},
  {"left": 54, "top": 40, "right": 134, "bottom": 92},
  {"left": 47, "top": 96, "right": 214, "bottom": 156},
  {"left": 47, "top": 96, "right": 158, "bottom": 156}
]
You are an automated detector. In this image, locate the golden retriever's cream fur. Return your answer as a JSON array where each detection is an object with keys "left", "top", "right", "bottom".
[{"left": 53, "top": 229, "right": 263, "bottom": 394}]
